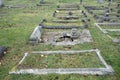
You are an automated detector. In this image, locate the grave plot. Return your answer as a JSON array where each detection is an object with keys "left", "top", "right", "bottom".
[
  {"left": 94, "top": 14, "right": 120, "bottom": 23},
  {"left": 37, "top": 0, "right": 55, "bottom": 6},
  {"left": 9, "top": 49, "right": 114, "bottom": 75},
  {"left": 107, "top": 2, "right": 120, "bottom": 9},
  {"left": 5, "top": 0, "right": 34, "bottom": 8},
  {"left": 91, "top": 10, "right": 120, "bottom": 17},
  {"left": 6, "top": 4, "right": 28, "bottom": 8},
  {"left": 95, "top": 23, "right": 120, "bottom": 43},
  {"left": 56, "top": 4, "right": 80, "bottom": 10},
  {"left": 59, "top": 0, "right": 80, "bottom": 3},
  {"left": 29, "top": 21, "right": 89, "bottom": 45},
  {"left": 40, "top": 19, "right": 88, "bottom": 29},
  {"left": 87, "top": 9, "right": 106, "bottom": 15},
  {"left": 3, "top": 0, "right": 28, "bottom": 8},
  {"left": 29, "top": 25, "right": 91, "bottom": 45},
  {"left": 53, "top": 10, "right": 88, "bottom": 20},
  {"left": 84, "top": 6, "right": 120, "bottom": 23},
  {"left": 41, "top": 29, "right": 93, "bottom": 45},
  {"left": 84, "top": 6, "right": 107, "bottom": 10}
]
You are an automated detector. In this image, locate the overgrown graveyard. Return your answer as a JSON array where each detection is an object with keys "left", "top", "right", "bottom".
[{"left": 0, "top": 0, "right": 120, "bottom": 80}]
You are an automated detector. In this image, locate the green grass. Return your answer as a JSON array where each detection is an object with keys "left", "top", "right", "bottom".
[{"left": 0, "top": 0, "right": 120, "bottom": 80}]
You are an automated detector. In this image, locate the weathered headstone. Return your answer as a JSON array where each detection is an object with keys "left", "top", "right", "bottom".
[
  {"left": 108, "top": 0, "right": 113, "bottom": 3},
  {"left": 108, "top": 0, "right": 113, "bottom": 6},
  {"left": 104, "top": 13, "right": 110, "bottom": 21},
  {"left": 40, "top": 0, "right": 44, "bottom": 3},
  {"left": 0, "top": 0, "right": 4, "bottom": 7},
  {"left": 29, "top": 26, "right": 42, "bottom": 45},
  {"left": 97, "top": 0, "right": 103, "bottom": 4},
  {"left": 80, "top": 0, "right": 82, "bottom": 4}
]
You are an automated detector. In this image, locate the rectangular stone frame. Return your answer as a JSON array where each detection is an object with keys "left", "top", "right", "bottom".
[
  {"left": 84, "top": 6, "right": 107, "bottom": 10},
  {"left": 40, "top": 20, "right": 84, "bottom": 29},
  {"left": 56, "top": 4, "right": 80, "bottom": 10},
  {"left": 95, "top": 23, "right": 120, "bottom": 43},
  {"left": 9, "top": 49, "right": 114, "bottom": 75},
  {"left": 53, "top": 10, "right": 85, "bottom": 19}
]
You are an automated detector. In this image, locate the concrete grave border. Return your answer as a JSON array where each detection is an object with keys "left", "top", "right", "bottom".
[
  {"left": 52, "top": 10, "right": 86, "bottom": 19},
  {"left": 84, "top": 6, "right": 107, "bottom": 10},
  {"left": 40, "top": 20, "right": 87, "bottom": 29},
  {"left": 95, "top": 23, "right": 120, "bottom": 43},
  {"left": 52, "top": 20, "right": 81, "bottom": 23},
  {"left": 9, "top": 49, "right": 114, "bottom": 75},
  {"left": 56, "top": 4, "right": 80, "bottom": 10},
  {"left": 6, "top": 4, "right": 28, "bottom": 8}
]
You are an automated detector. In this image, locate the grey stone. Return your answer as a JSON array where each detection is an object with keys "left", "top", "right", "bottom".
[
  {"left": 29, "top": 26, "right": 42, "bottom": 45},
  {"left": 0, "top": 0, "right": 4, "bottom": 7},
  {"left": 112, "top": 38, "right": 120, "bottom": 43},
  {"left": 97, "top": 0, "right": 103, "bottom": 4}
]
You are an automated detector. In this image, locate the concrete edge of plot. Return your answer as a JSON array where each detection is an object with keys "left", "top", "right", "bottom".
[
  {"left": 94, "top": 23, "right": 120, "bottom": 43},
  {"left": 9, "top": 49, "right": 114, "bottom": 75}
]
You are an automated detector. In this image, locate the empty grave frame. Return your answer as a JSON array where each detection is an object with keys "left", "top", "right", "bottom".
[
  {"left": 9, "top": 49, "right": 114, "bottom": 75},
  {"left": 59, "top": 0, "right": 81, "bottom": 3},
  {"left": 53, "top": 10, "right": 87, "bottom": 20},
  {"left": 95, "top": 23, "right": 120, "bottom": 43},
  {"left": 84, "top": 6, "right": 120, "bottom": 22},
  {"left": 41, "top": 20, "right": 85, "bottom": 29},
  {"left": 84, "top": 6, "right": 107, "bottom": 10},
  {"left": 57, "top": 4, "right": 80, "bottom": 10}
]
